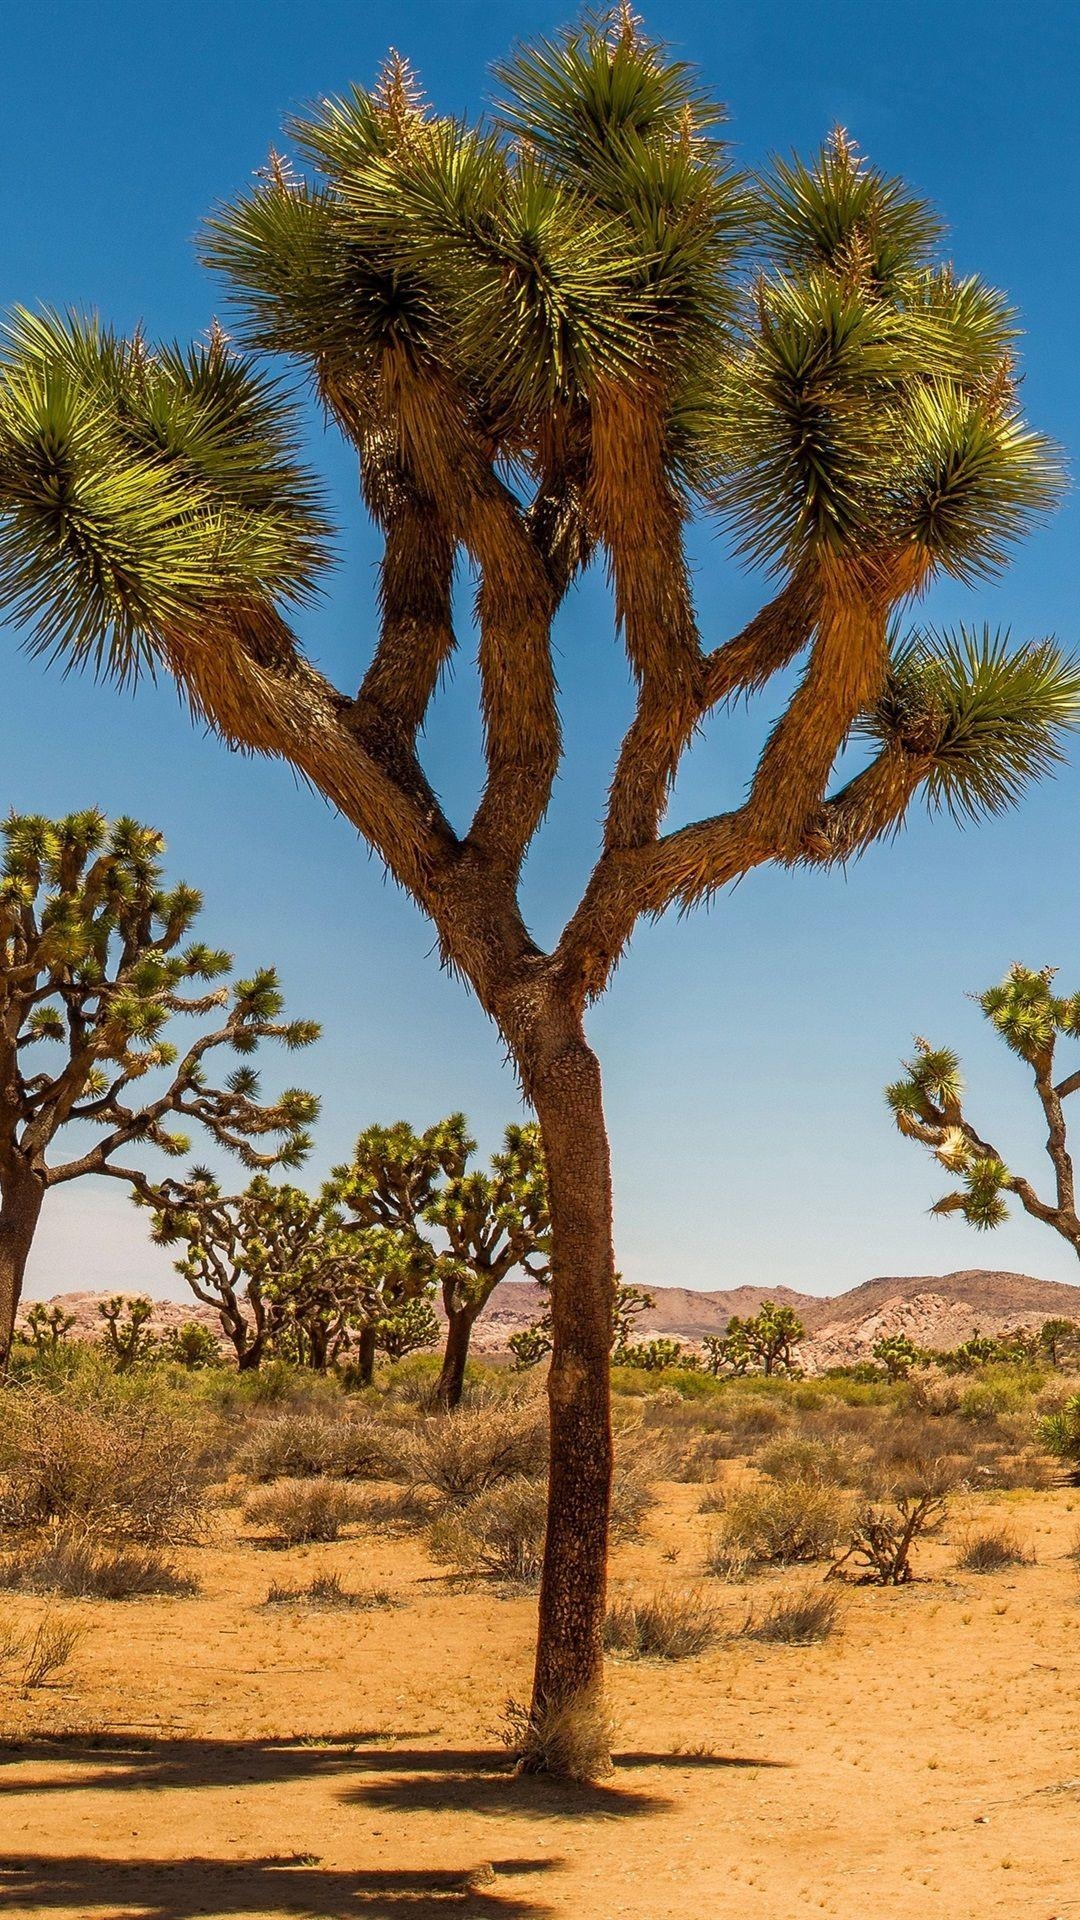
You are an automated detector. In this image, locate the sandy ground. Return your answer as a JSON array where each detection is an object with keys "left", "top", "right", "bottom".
[{"left": 2, "top": 1482, "right": 1079, "bottom": 1920}]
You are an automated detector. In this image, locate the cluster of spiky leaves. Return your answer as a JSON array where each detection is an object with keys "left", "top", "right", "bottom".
[
  {"left": 0, "top": 809, "right": 318, "bottom": 1184},
  {"left": 0, "top": 11, "right": 1073, "bottom": 990},
  {"left": 0, "top": 313, "right": 328, "bottom": 681},
  {"left": 332, "top": 1113, "right": 550, "bottom": 1319},
  {"left": 886, "top": 965, "right": 1080, "bottom": 1235}
]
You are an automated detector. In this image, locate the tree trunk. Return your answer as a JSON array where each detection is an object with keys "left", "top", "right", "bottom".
[
  {"left": 355, "top": 1322, "right": 378, "bottom": 1387},
  {"left": 0, "top": 1167, "right": 45, "bottom": 1366},
  {"left": 435, "top": 1294, "right": 479, "bottom": 1411},
  {"left": 524, "top": 1023, "right": 615, "bottom": 1757}
]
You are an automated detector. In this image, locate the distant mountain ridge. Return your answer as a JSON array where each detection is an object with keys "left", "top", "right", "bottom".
[{"left": 20, "top": 1268, "right": 1080, "bottom": 1369}]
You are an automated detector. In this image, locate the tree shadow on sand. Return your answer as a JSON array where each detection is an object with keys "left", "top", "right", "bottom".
[
  {"left": 0, "top": 1732, "right": 784, "bottom": 1820},
  {"left": 0, "top": 1853, "right": 557, "bottom": 1919}
]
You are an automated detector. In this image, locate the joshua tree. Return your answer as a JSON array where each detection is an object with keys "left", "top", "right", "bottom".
[
  {"left": 0, "top": 19, "right": 1076, "bottom": 1763},
  {"left": 145, "top": 1163, "right": 440, "bottom": 1374},
  {"left": 888, "top": 965, "right": 1080, "bottom": 1264},
  {"left": 330, "top": 1115, "right": 550, "bottom": 1408},
  {"left": 0, "top": 810, "right": 319, "bottom": 1363},
  {"left": 703, "top": 1301, "right": 805, "bottom": 1376}
]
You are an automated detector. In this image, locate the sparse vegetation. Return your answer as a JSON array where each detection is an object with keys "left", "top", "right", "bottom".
[
  {"left": 429, "top": 1477, "right": 548, "bottom": 1585},
  {"left": 604, "top": 1588, "right": 717, "bottom": 1660},
  {"left": 262, "top": 1573, "right": 398, "bottom": 1611},
  {"left": 244, "top": 1478, "right": 360, "bottom": 1545},
  {"left": 740, "top": 1587, "right": 840, "bottom": 1644},
  {"left": 710, "top": 1476, "right": 852, "bottom": 1567},
  {"left": 0, "top": 1381, "right": 206, "bottom": 1542},
  {"left": 956, "top": 1525, "right": 1031, "bottom": 1572},
  {"left": 832, "top": 1484, "right": 949, "bottom": 1585},
  {"left": 0, "top": 1530, "right": 198, "bottom": 1599}
]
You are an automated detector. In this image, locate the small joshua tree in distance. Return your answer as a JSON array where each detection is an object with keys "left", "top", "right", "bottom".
[
  {"left": 888, "top": 965, "right": 1080, "bottom": 1264},
  {"left": 0, "top": 810, "right": 319, "bottom": 1362}
]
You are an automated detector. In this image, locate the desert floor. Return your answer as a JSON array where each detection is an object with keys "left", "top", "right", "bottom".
[{"left": 1, "top": 1482, "right": 1079, "bottom": 1920}]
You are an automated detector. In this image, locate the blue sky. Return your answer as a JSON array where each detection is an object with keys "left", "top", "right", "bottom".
[{"left": 5, "top": 0, "right": 1080, "bottom": 1303}]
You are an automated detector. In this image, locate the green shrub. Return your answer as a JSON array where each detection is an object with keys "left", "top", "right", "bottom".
[
  {"left": 604, "top": 1587, "right": 716, "bottom": 1660},
  {"left": 1039, "top": 1394, "right": 1080, "bottom": 1469}
]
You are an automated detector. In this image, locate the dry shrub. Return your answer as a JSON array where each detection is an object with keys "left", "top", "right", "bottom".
[
  {"left": 741, "top": 1586, "right": 840, "bottom": 1645},
  {"left": 0, "top": 1388, "right": 204, "bottom": 1543},
  {"left": 429, "top": 1477, "right": 546, "bottom": 1584},
  {"left": 861, "top": 1415, "right": 1051, "bottom": 1498},
  {"left": 263, "top": 1573, "right": 398, "bottom": 1610},
  {"left": 404, "top": 1398, "right": 547, "bottom": 1505},
  {"left": 9, "top": 1614, "right": 84, "bottom": 1688},
  {"left": 502, "top": 1692, "right": 614, "bottom": 1782},
  {"left": 353, "top": 1484, "right": 434, "bottom": 1532},
  {"left": 832, "top": 1484, "right": 947, "bottom": 1586},
  {"left": 604, "top": 1587, "right": 716, "bottom": 1660},
  {"left": 757, "top": 1435, "right": 864, "bottom": 1488},
  {"left": 244, "top": 1479, "right": 361, "bottom": 1545},
  {"left": 712, "top": 1475, "right": 852, "bottom": 1567},
  {"left": 703, "top": 1540, "right": 753, "bottom": 1581},
  {"left": 698, "top": 1483, "right": 727, "bottom": 1515},
  {"left": 240, "top": 1412, "right": 398, "bottom": 1483},
  {"left": 956, "top": 1525, "right": 1032, "bottom": 1573},
  {"left": 0, "top": 1530, "right": 197, "bottom": 1600}
]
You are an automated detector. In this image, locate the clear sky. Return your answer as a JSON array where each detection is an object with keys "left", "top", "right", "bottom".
[{"left": 4, "top": 0, "right": 1080, "bottom": 1304}]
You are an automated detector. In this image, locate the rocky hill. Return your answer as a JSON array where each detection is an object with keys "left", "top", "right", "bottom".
[{"left": 19, "top": 1267, "right": 1080, "bottom": 1370}]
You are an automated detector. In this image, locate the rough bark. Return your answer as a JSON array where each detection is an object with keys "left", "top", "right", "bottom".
[
  {"left": 523, "top": 1020, "right": 615, "bottom": 1731},
  {"left": 0, "top": 1166, "right": 45, "bottom": 1365},
  {"left": 354, "top": 1322, "right": 378, "bottom": 1387},
  {"left": 435, "top": 1294, "right": 479, "bottom": 1411}
]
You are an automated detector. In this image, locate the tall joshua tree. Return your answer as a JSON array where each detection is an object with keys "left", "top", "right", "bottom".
[
  {"left": 0, "top": 16, "right": 1076, "bottom": 1767},
  {"left": 889, "top": 965, "right": 1080, "bottom": 1261},
  {"left": 0, "top": 810, "right": 318, "bottom": 1361}
]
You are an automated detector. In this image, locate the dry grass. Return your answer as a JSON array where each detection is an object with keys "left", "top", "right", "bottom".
[
  {"left": 262, "top": 1573, "right": 399, "bottom": 1611},
  {"left": 740, "top": 1586, "right": 840, "bottom": 1645},
  {"left": 503, "top": 1692, "right": 615, "bottom": 1782},
  {"left": 604, "top": 1587, "right": 717, "bottom": 1660},
  {"left": 428, "top": 1477, "right": 547, "bottom": 1585},
  {"left": 0, "top": 1612, "right": 85, "bottom": 1689},
  {"left": 403, "top": 1398, "right": 548, "bottom": 1505},
  {"left": 0, "top": 1530, "right": 198, "bottom": 1600},
  {"left": 956, "top": 1524, "right": 1032, "bottom": 1573},
  {"left": 243, "top": 1479, "right": 361, "bottom": 1545},
  {"left": 0, "top": 1388, "right": 204, "bottom": 1543},
  {"left": 711, "top": 1475, "right": 852, "bottom": 1567},
  {"left": 239, "top": 1411, "right": 400, "bottom": 1483}
]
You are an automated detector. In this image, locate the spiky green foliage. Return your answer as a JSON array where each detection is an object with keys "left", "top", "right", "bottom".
[
  {"left": 0, "top": 311, "right": 328, "bottom": 681},
  {"left": 0, "top": 811, "right": 318, "bottom": 1348},
  {"left": 861, "top": 629, "right": 1080, "bottom": 824},
  {"left": 890, "top": 967, "right": 1080, "bottom": 1249},
  {"left": 329, "top": 1113, "right": 549, "bottom": 1403}
]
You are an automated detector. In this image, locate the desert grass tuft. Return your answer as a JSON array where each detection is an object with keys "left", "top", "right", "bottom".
[
  {"left": 502, "top": 1692, "right": 614, "bottom": 1782},
  {"left": 243, "top": 1478, "right": 361, "bottom": 1545},
  {"left": 0, "top": 1530, "right": 198, "bottom": 1601},
  {"left": 604, "top": 1587, "right": 717, "bottom": 1661},
  {"left": 262, "top": 1572, "right": 399, "bottom": 1611},
  {"left": 956, "top": 1524, "right": 1032, "bottom": 1573},
  {"left": 740, "top": 1586, "right": 840, "bottom": 1645}
]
